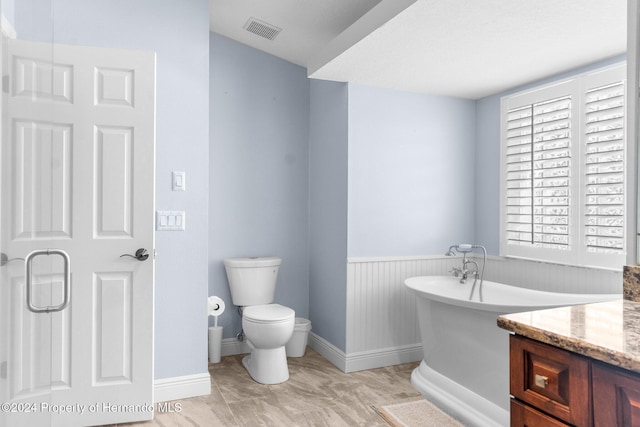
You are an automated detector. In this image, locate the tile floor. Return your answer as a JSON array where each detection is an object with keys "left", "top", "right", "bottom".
[{"left": 119, "top": 347, "right": 422, "bottom": 426}]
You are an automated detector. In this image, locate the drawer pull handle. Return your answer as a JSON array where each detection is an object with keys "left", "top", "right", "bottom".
[{"left": 535, "top": 374, "right": 549, "bottom": 388}]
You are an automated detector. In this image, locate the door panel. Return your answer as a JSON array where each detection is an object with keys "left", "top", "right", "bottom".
[
  {"left": 2, "top": 39, "right": 155, "bottom": 427},
  {"left": 12, "top": 272, "right": 71, "bottom": 396},
  {"left": 94, "top": 125, "right": 134, "bottom": 237},
  {"left": 93, "top": 271, "right": 133, "bottom": 385},
  {"left": 12, "top": 120, "right": 72, "bottom": 240}
]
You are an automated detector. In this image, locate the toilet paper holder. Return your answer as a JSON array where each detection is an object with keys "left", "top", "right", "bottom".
[{"left": 208, "top": 296, "right": 226, "bottom": 327}]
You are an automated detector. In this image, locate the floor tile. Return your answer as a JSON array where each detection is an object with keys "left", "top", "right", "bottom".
[{"left": 111, "top": 347, "right": 422, "bottom": 427}]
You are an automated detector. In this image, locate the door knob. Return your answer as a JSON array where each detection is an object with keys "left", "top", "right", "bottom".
[{"left": 120, "top": 248, "right": 149, "bottom": 261}]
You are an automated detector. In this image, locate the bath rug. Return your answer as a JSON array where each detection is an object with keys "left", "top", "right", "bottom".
[{"left": 373, "top": 397, "right": 464, "bottom": 427}]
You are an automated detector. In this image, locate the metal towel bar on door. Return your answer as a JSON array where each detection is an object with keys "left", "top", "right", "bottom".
[{"left": 24, "top": 249, "right": 71, "bottom": 314}]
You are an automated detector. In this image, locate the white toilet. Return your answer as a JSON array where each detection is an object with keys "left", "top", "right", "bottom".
[{"left": 223, "top": 256, "right": 295, "bottom": 384}]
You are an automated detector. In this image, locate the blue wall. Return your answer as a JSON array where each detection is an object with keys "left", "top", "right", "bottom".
[
  {"left": 16, "top": 0, "right": 211, "bottom": 381},
  {"left": 347, "top": 84, "right": 477, "bottom": 257},
  {"left": 209, "top": 33, "right": 310, "bottom": 339},
  {"left": 2, "top": 0, "right": 15, "bottom": 29},
  {"left": 308, "top": 79, "right": 349, "bottom": 351}
]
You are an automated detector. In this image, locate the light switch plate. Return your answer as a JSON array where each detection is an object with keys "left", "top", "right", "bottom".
[
  {"left": 156, "top": 210, "right": 185, "bottom": 231},
  {"left": 172, "top": 171, "right": 186, "bottom": 191}
]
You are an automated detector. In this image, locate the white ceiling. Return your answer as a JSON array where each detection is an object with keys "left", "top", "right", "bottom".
[{"left": 210, "top": 0, "right": 627, "bottom": 100}]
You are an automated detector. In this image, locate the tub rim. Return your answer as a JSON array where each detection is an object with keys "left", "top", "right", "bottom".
[{"left": 404, "top": 275, "right": 621, "bottom": 313}]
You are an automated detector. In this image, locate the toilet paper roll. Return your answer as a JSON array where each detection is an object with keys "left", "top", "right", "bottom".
[{"left": 207, "top": 296, "right": 225, "bottom": 317}]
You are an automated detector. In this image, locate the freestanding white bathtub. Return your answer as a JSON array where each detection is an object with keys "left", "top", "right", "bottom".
[{"left": 404, "top": 275, "right": 620, "bottom": 427}]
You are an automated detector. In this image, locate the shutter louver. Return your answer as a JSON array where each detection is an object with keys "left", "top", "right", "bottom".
[{"left": 584, "top": 81, "right": 625, "bottom": 254}]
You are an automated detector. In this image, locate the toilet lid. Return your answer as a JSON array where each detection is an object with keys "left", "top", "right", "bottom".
[{"left": 243, "top": 304, "right": 294, "bottom": 323}]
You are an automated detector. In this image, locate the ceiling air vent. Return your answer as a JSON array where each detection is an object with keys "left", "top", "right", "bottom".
[{"left": 243, "top": 17, "right": 282, "bottom": 41}]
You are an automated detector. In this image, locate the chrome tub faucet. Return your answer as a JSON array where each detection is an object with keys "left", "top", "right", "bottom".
[{"left": 445, "top": 244, "right": 486, "bottom": 301}]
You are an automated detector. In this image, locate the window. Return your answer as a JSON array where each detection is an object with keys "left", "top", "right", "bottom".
[{"left": 500, "top": 64, "right": 626, "bottom": 269}]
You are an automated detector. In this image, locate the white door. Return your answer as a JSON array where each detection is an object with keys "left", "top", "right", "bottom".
[{"left": 0, "top": 39, "right": 156, "bottom": 426}]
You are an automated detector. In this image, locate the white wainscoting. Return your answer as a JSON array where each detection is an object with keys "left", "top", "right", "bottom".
[
  {"left": 483, "top": 256, "right": 622, "bottom": 294},
  {"left": 345, "top": 256, "right": 459, "bottom": 372},
  {"left": 344, "top": 255, "right": 622, "bottom": 373}
]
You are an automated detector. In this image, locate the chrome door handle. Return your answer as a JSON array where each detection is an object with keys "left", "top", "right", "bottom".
[
  {"left": 120, "top": 248, "right": 149, "bottom": 261},
  {"left": 25, "top": 249, "right": 71, "bottom": 313}
]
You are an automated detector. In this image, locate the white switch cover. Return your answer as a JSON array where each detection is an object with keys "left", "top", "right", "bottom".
[
  {"left": 156, "top": 211, "right": 185, "bottom": 231},
  {"left": 172, "top": 171, "right": 186, "bottom": 191}
]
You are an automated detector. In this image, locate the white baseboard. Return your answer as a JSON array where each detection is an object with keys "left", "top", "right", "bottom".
[
  {"left": 220, "top": 337, "right": 250, "bottom": 356},
  {"left": 344, "top": 344, "right": 423, "bottom": 373},
  {"left": 308, "top": 332, "right": 422, "bottom": 374},
  {"left": 308, "top": 332, "right": 347, "bottom": 371},
  {"left": 154, "top": 373, "right": 211, "bottom": 403}
]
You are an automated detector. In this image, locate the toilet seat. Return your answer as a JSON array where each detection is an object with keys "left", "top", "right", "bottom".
[{"left": 243, "top": 304, "right": 294, "bottom": 324}]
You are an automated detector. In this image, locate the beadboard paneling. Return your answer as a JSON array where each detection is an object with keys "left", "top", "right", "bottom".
[
  {"left": 484, "top": 257, "right": 622, "bottom": 294},
  {"left": 346, "top": 256, "right": 457, "bottom": 354}
]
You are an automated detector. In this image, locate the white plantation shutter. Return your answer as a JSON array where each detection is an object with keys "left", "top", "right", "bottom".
[
  {"left": 505, "top": 105, "right": 534, "bottom": 245},
  {"left": 584, "top": 81, "right": 625, "bottom": 253},
  {"left": 501, "top": 64, "right": 626, "bottom": 269},
  {"left": 505, "top": 96, "right": 572, "bottom": 250},
  {"left": 532, "top": 97, "right": 572, "bottom": 250}
]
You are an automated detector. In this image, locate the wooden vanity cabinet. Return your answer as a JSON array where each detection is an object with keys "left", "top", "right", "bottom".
[{"left": 510, "top": 335, "right": 640, "bottom": 427}]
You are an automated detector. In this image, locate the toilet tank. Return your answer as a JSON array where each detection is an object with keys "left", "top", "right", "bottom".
[{"left": 223, "top": 257, "right": 281, "bottom": 306}]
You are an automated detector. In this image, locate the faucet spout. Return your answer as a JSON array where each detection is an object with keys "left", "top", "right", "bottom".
[{"left": 463, "top": 259, "right": 479, "bottom": 276}]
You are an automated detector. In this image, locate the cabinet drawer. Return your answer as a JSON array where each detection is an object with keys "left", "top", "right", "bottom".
[
  {"left": 511, "top": 399, "right": 569, "bottom": 426},
  {"left": 510, "top": 335, "right": 591, "bottom": 426}
]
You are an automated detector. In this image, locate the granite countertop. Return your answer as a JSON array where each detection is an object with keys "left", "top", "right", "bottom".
[{"left": 497, "top": 299, "right": 640, "bottom": 373}]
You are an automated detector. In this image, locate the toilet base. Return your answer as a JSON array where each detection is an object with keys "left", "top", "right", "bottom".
[{"left": 242, "top": 346, "right": 290, "bottom": 384}]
